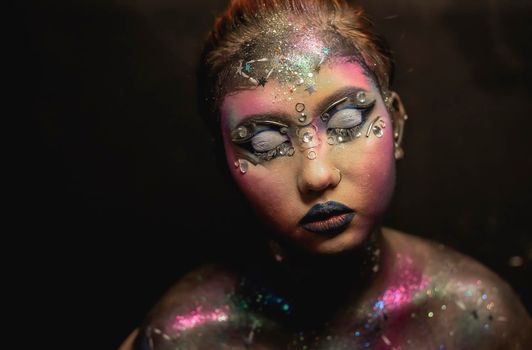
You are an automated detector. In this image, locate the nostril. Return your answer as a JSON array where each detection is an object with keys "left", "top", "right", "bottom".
[{"left": 298, "top": 164, "right": 340, "bottom": 193}]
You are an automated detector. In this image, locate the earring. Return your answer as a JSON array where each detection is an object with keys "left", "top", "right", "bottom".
[{"left": 394, "top": 114, "right": 407, "bottom": 160}]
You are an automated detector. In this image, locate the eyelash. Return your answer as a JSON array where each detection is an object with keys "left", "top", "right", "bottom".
[
  {"left": 327, "top": 125, "right": 364, "bottom": 142},
  {"left": 325, "top": 103, "right": 374, "bottom": 144},
  {"left": 253, "top": 141, "right": 295, "bottom": 161}
]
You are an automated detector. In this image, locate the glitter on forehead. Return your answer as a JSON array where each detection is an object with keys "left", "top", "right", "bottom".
[{"left": 228, "top": 16, "right": 350, "bottom": 94}]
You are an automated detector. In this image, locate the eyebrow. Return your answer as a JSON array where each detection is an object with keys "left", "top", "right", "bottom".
[
  {"left": 315, "top": 86, "right": 368, "bottom": 116},
  {"left": 234, "top": 112, "right": 292, "bottom": 128},
  {"left": 232, "top": 86, "right": 368, "bottom": 128}
]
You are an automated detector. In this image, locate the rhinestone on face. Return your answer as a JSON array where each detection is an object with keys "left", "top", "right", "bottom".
[
  {"left": 295, "top": 103, "right": 305, "bottom": 113},
  {"left": 327, "top": 136, "right": 336, "bottom": 145},
  {"left": 237, "top": 127, "right": 248, "bottom": 138},
  {"left": 337, "top": 136, "right": 344, "bottom": 143},
  {"left": 238, "top": 159, "right": 248, "bottom": 174},
  {"left": 372, "top": 120, "right": 386, "bottom": 138},
  {"left": 298, "top": 114, "right": 307, "bottom": 123},
  {"left": 302, "top": 132, "right": 313, "bottom": 143},
  {"left": 373, "top": 125, "right": 384, "bottom": 138},
  {"left": 307, "top": 150, "right": 317, "bottom": 160},
  {"left": 356, "top": 91, "right": 367, "bottom": 104},
  {"left": 287, "top": 147, "right": 295, "bottom": 156}
]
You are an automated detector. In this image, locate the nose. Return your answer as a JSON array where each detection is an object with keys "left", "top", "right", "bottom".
[{"left": 297, "top": 152, "right": 342, "bottom": 194}]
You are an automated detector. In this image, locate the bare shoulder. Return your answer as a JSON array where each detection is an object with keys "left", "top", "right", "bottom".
[
  {"left": 382, "top": 228, "right": 531, "bottom": 349},
  {"left": 124, "top": 265, "right": 288, "bottom": 349},
  {"left": 143, "top": 264, "right": 240, "bottom": 321},
  {"left": 128, "top": 264, "right": 248, "bottom": 350}
]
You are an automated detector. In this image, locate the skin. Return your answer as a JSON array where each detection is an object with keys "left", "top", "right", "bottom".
[
  {"left": 120, "top": 61, "right": 531, "bottom": 349},
  {"left": 221, "top": 61, "right": 395, "bottom": 254}
]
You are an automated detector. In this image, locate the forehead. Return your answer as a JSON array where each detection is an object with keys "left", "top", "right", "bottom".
[{"left": 220, "top": 61, "right": 374, "bottom": 127}]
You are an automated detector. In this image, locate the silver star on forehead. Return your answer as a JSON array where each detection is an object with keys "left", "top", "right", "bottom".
[
  {"left": 305, "top": 84, "right": 316, "bottom": 95},
  {"left": 236, "top": 60, "right": 244, "bottom": 75}
]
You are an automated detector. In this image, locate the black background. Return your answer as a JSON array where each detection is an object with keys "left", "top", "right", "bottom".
[{"left": 17, "top": 0, "right": 531, "bottom": 348}]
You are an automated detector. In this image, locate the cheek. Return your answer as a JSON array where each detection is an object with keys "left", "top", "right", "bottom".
[
  {"left": 343, "top": 132, "right": 396, "bottom": 213},
  {"left": 224, "top": 144, "right": 297, "bottom": 220}
]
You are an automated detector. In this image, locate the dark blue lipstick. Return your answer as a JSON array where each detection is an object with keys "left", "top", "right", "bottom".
[{"left": 299, "top": 201, "right": 355, "bottom": 236}]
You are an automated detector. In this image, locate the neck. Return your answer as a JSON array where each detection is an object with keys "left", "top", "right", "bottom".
[{"left": 239, "top": 228, "right": 383, "bottom": 328}]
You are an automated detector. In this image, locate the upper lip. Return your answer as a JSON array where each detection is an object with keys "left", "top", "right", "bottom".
[{"left": 299, "top": 201, "right": 355, "bottom": 225}]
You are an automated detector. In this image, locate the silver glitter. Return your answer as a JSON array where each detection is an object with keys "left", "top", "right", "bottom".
[
  {"left": 381, "top": 335, "right": 392, "bottom": 346},
  {"left": 455, "top": 301, "right": 466, "bottom": 310}
]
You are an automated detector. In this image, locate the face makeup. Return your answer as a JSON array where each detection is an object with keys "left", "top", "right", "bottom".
[
  {"left": 299, "top": 201, "right": 355, "bottom": 236},
  {"left": 221, "top": 60, "right": 396, "bottom": 254}
]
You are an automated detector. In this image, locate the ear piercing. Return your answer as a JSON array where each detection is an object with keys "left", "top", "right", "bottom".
[{"left": 394, "top": 114, "right": 407, "bottom": 160}]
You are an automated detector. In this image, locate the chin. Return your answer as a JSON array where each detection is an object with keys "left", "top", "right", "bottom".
[{"left": 293, "top": 224, "right": 372, "bottom": 255}]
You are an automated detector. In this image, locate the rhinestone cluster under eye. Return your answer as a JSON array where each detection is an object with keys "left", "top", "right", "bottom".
[{"left": 254, "top": 141, "right": 295, "bottom": 161}]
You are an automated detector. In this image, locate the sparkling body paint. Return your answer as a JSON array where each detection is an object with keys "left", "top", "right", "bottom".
[{"left": 134, "top": 229, "right": 531, "bottom": 349}]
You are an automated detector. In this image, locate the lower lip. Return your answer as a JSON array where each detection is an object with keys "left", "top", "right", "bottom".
[{"left": 301, "top": 212, "right": 355, "bottom": 236}]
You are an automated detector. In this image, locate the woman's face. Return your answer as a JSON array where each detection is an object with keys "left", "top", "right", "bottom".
[{"left": 220, "top": 61, "right": 396, "bottom": 254}]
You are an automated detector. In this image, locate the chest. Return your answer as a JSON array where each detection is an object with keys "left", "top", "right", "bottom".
[{"left": 145, "top": 302, "right": 466, "bottom": 350}]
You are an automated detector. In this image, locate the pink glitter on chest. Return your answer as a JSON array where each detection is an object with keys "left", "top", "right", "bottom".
[
  {"left": 378, "top": 254, "right": 429, "bottom": 311},
  {"left": 171, "top": 305, "right": 230, "bottom": 332}
]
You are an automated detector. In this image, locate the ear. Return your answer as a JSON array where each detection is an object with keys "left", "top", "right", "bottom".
[{"left": 386, "top": 91, "right": 408, "bottom": 160}]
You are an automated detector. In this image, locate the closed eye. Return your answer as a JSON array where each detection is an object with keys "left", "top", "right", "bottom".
[
  {"left": 251, "top": 130, "right": 289, "bottom": 152},
  {"left": 327, "top": 109, "right": 363, "bottom": 129}
]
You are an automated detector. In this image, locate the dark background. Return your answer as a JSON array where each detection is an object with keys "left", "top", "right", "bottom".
[{"left": 17, "top": 0, "right": 531, "bottom": 348}]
